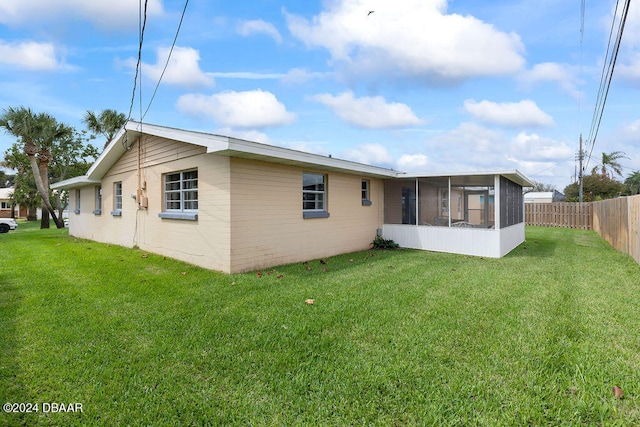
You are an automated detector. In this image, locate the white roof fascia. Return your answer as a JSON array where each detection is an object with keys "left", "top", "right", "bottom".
[
  {"left": 51, "top": 176, "right": 101, "bottom": 190},
  {"left": 0, "top": 187, "right": 14, "bottom": 198},
  {"left": 217, "top": 137, "right": 399, "bottom": 178},
  {"left": 124, "top": 121, "right": 230, "bottom": 153},
  {"left": 54, "top": 121, "right": 398, "bottom": 187},
  {"left": 127, "top": 122, "right": 398, "bottom": 178},
  {"left": 400, "top": 170, "right": 534, "bottom": 187}
]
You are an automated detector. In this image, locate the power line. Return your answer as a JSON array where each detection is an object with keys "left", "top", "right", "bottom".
[
  {"left": 142, "top": 0, "right": 190, "bottom": 120},
  {"left": 580, "top": 0, "right": 585, "bottom": 43},
  {"left": 127, "top": 0, "right": 150, "bottom": 123},
  {"left": 584, "top": 0, "right": 630, "bottom": 172}
]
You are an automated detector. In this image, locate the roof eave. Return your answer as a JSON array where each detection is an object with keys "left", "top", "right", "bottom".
[
  {"left": 51, "top": 176, "right": 101, "bottom": 190},
  {"left": 216, "top": 137, "right": 399, "bottom": 178},
  {"left": 399, "top": 170, "right": 535, "bottom": 187}
]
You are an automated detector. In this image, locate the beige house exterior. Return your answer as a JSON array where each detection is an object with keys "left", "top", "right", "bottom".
[{"left": 53, "top": 122, "right": 533, "bottom": 273}]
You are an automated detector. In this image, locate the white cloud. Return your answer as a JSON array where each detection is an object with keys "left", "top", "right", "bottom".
[
  {"left": 176, "top": 90, "right": 296, "bottom": 128},
  {"left": 341, "top": 143, "right": 395, "bottom": 166},
  {"left": 0, "top": 40, "right": 65, "bottom": 71},
  {"left": 312, "top": 91, "right": 422, "bottom": 129},
  {"left": 142, "top": 46, "right": 214, "bottom": 88},
  {"left": 617, "top": 53, "right": 640, "bottom": 81},
  {"left": 281, "top": 68, "right": 330, "bottom": 84},
  {"left": 620, "top": 119, "right": 640, "bottom": 138},
  {"left": 425, "top": 123, "right": 573, "bottom": 187},
  {"left": 211, "top": 71, "right": 285, "bottom": 80},
  {"left": 614, "top": 0, "right": 640, "bottom": 48},
  {"left": 286, "top": 0, "right": 525, "bottom": 83},
  {"left": 425, "top": 122, "right": 509, "bottom": 172},
  {"left": 519, "top": 62, "right": 582, "bottom": 99},
  {"left": 463, "top": 99, "right": 555, "bottom": 128},
  {"left": 0, "top": 0, "right": 164, "bottom": 31},
  {"left": 237, "top": 20, "right": 283, "bottom": 44},
  {"left": 397, "top": 153, "right": 429, "bottom": 172},
  {"left": 509, "top": 132, "right": 573, "bottom": 161}
]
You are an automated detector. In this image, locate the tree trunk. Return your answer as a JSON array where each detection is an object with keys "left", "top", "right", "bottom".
[
  {"left": 27, "top": 206, "right": 37, "bottom": 221},
  {"left": 40, "top": 207, "right": 50, "bottom": 229},
  {"left": 24, "top": 141, "right": 64, "bottom": 228},
  {"left": 39, "top": 154, "right": 50, "bottom": 229}
]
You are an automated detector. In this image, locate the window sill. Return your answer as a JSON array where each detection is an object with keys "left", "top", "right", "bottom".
[
  {"left": 158, "top": 212, "right": 198, "bottom": 221},
  {"left": 110, "top": 210, "right": 122, "bottom": 217},
  {"left": 93, "top": 209, "right": 102, "bottom": 215},
  {"left": 303, "top": 211, "right": 330, "bottom": 219},
  {"left": 362, "top": 200, "right": 372, "bottom": 206}
]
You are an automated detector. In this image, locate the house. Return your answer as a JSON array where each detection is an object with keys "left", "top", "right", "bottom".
[
  {"left": 0, "top": 187, "right": 44, "bottom": 219},
  {"left": 524, "top": 190, "right": 565, "bottom": 203},
  {"left": 52, "top": 121, "right": 533, "bottom": 273},
  {"left": 0, "top": 187, "right": 16, "bottom": 218}
]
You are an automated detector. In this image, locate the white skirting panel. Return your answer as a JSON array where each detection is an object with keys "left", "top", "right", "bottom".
[{"left": 382, "top": 222, "right": 525, "bottom": 258}]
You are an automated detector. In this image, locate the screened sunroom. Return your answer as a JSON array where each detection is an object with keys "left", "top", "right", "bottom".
[{"left": 382, "top": 171, "right": 532, "bottom": 258}]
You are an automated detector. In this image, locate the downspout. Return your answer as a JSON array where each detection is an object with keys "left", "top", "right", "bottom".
[
  {"left": 415, "top": 178, "right": 419, "bottom": 226},
  {"left": 448, "top": 177, "right": 452, "bottom": 227},
  {"left": 494, "top": 175, "right": 501, "bottom": 230}
]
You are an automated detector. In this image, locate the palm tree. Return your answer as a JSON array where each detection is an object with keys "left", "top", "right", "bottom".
[
  {"left": 0, "top": 106, "right": 67, "bottom": 228},
  {"left": 599, "top": 151, "right": 628, "bottom": 179},
  {"left": 82, "top": 109, "right": 127, "bottom": 149},
  {"left": 625, "top": 171, "right": 640, "bottom": 195}
]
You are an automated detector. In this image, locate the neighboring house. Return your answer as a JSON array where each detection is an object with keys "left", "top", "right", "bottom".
[
  {"left": 0, "top": 187, "right": 16, "bottom": 218},
  {"left": 524, "top": 190, "right": 565, "bottom": 203},
  {"left": 0, "top": 187, "right": 43, "bottom": 219},
  {"left": 52, "top": 122, "right": 533, "bottom": 274}
]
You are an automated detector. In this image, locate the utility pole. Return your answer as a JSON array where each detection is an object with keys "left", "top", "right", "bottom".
[{"left": 578, "top": 134, "right": 584, "bottom": 204}]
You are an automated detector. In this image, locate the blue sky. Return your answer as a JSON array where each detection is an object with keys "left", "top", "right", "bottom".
[{"left": 1, "top": 0, "right": 639, "bottom": 190}]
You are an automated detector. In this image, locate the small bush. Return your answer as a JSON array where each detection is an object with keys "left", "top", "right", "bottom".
[{"left": 371, "top": 235, "right": 400, "bottom": 250}]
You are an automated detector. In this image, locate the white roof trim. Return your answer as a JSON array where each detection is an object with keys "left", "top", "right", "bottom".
[
  {"left": 0, "top": 187, "right": 14, "bottom": 198},
  {"left": 401, "top": 170, "right": 534, "bottom": 187},
  {"left": 51, "top": 176, "right": 101, "bottom": 189}
]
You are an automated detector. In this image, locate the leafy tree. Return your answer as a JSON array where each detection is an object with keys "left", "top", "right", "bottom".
[
  {"left": 564, "top": 173, "right": 627, "bottom": 202},
  {"left": 625, "top": 171, "right": 640, "bottom": 195},
  {"left": 82, "top": 109, "right": 126, "bottom": 149},
  {"left": 49, "top": 129, "right": 98, "bottom": 217},
  {"left": 3, "top": 128, "right": 97, "bottom": 223},
  {"left": 3, "top": 145, "right": 39, "bottom": 220},
  {"left": 592, "top": 151, "right": 628, "bottom": 179},
  {"left": 526, "top": 180, "right": 556, "bottom": 193},
  {"left": 0, "top": 169, "right": 15, "bottom": 187},
  {"left": 1, "top": 107, "right": 98, "bottom": 228},
  {"left": 0, "top": 107, "right": 69, "bottom": 228}
]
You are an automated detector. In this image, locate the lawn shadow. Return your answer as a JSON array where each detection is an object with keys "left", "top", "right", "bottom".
[
  {"left": 258, "top": 248, "right": 410, "bottom": 279},
  {"left": 0, "top": 275, "right": 28, "bottom": 426},
  {"left": 505, "top": 229, "right": 560, "bottom": 259}
]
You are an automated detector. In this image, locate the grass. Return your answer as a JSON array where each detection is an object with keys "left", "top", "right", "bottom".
[{"left": 1, "top": 222, "right": 639, "bottom": 425}]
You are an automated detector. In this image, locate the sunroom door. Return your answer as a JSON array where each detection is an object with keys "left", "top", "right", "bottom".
[{"left": 465, "top": 191, "right": 489, "bottom": 226}]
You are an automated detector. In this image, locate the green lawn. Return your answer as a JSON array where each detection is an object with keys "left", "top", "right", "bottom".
[{"left": 1, "top": 223, "right": 639, "bottom": 426}]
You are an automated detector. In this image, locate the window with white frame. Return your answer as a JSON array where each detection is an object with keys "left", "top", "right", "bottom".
[
  {"left": 93, "top": 186, "right": 102, "bottom": 215},
  {"left": 112, "top": 181, "right": 122, "bottom": 216},
  {"left": 303, "top": 173, "right": 329, "bottom": 218},
  {"left": 158, "top": 169, "right": 198, "bottom": 220},
  {"left": 0, "top": 201, "right": 9, "bottom": 210},
  {"left": 74, "top": 189, "right": 81, "bottom": 214}
]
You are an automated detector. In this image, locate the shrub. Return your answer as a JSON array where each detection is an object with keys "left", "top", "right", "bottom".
[{"left": 371, "top": 235, "right": 400, "bottom": 250}]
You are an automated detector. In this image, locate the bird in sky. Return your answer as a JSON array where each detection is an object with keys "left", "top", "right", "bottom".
[{"left": 367, "top": 10, "right": 375, "bottom": 16}]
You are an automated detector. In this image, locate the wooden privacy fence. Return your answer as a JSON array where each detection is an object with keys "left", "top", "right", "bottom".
[
  {"left": 525, "top": 202, "right": 593, "bottom": 230},
  {"left": 592, "top": 195, "right": 640, "bottom": 264}
]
